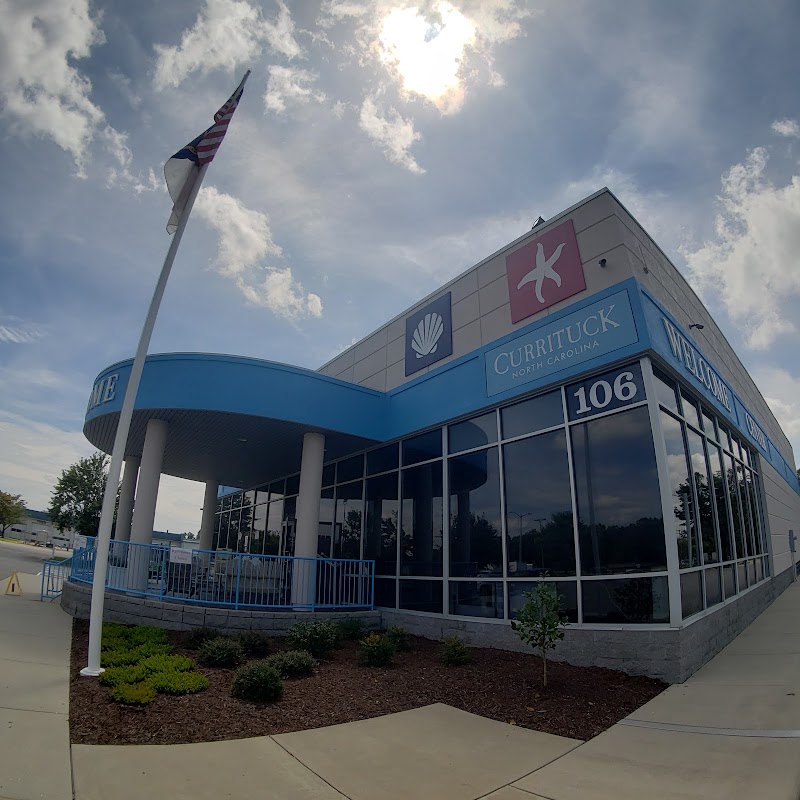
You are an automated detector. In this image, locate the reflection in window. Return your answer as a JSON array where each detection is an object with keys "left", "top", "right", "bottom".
[
  {"left": 686, "top": 428, "right": 720, "bottom": 564},
  {"left": 503, "top": 430, "right": 575, "bottom": 577},
  {"left": 399, "top": 579, "right": 442, "bottom": 613},
  {"left": 334, "top": 481, "right": 363, "bottom": 560},
  {"left": 337, "top": 454, "right": 364, "bottom": 483},
  {"left": 582, "top": 576, "right": 670, "bottom": 623},
  {"left": 364, "top": 473, "right": 398, "bottom": 575},
  {"left": 367, "top": 443, "right": 399, "bottom": 475},
  {"left": 680, "top": 389, "right": 702, "bottom": 428},
  {"left": 706, "top": 567, "right": 722, "bottom": 607},
  {"left": 723, "top": 452, "right": 744, "bottom": 559},
  {"left": 402, "top": 429, "right": 442, "bottom": 466},
  {"left": 401, "top": 462, "right": 443, "bottom": 576},
  {"left": 723, "top": 564, "right": 736, "bottom": 598},
  {"left": 449, "top": 581, "right": 504, "bottom": 619},
  {"left": 374, "top": 577, "right": 396, "bottom": 608},
  {"left": 318, "top": 487, "right": 335, "bottom": 558},
  {"left": 285, "top": 474, "right": 300, "bottom": 495},
  {"left": 680, "top": 571, "right": 703, "bottom": 618},
  {"left": 449, "top": 447, "right": 503, "bottom": 578},
  {"left": 212, "top": 514, "right": 223, "bottom": 550},
  {"left": 449, "top": 412, "right": 498, "bottom": 453},
  {"left": 508, "top": 581, "right": 578, "bottom": 623},
  {"left": 266, "top": 499, "right": 284, "bottom": 555},
  {"left": 572, "top": 407, "right": 666, "bottom": 575},
  {"left": 653, "top": 369, "right": 680, "bottom": 414},
  {"left": 322, "top": 464, "right": 335, "bottom": 487},
  {"left": 701, "top": 408, "right": 717, "bottom": 441},
  {"left": 501, "top": 390, "right": 563, "bottom": 440},
  {"left": 738, "top": 465, "right": 756, "bottom": 558},
  {"left": 227, "top": 510, "right": 241, "bottom": 551},
  {"left": 282, "top": 497, "right": 297, "bottom": 557},
  {"left": 707, "top": 444, "right": 734, "bottom": 562},
  {"left": 747, "top": 473, "right": 766, "bottom": 555}
]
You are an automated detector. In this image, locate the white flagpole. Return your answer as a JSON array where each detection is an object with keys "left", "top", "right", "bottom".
[{"left": 80, "top": 163, "right": 209, "bottom": 676}]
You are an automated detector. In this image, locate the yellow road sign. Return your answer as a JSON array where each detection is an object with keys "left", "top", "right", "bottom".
[{"left": 4, "top": 572, "right": 22, "bottom": 596}]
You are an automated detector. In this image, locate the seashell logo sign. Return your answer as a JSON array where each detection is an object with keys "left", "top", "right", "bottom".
[{"left": 405, "top": 292, "right": 453, "bottom": 376}]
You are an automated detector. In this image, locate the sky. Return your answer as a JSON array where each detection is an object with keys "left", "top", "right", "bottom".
[{"left": 1, "top": 0, "right": 799, "bottom": 534}]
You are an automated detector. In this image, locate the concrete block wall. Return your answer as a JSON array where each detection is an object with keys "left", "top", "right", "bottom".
[{"left": 318, "top": 190, "right": 639, "bottom": 392}]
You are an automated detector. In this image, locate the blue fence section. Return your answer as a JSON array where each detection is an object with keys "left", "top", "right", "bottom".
[
  {"left": 40, "top": 556, "right": 73, "bottom": 600},
  {"left": 69, "top": 540, "right": 375, "bottom": 611}
]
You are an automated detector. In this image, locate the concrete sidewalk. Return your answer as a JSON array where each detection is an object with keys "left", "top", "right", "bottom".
[{"left": 0, "top": 571, "right": 73, "bottom": 800}]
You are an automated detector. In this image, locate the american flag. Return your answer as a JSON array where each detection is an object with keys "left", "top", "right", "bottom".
[{"left": 164, "top": 71, "right": 250, "bottom": 233}]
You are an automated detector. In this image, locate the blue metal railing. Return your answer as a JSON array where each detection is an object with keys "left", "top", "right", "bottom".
[
  {"left": 40, "top": 556, "right": 73, "bottom": 600},
  {"left": 69, "top": 539, "right": 375, "bottom": 611}
]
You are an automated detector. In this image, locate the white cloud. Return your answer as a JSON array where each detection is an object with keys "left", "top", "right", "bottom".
[
  {"left": 264, "top": 65, "right": 325, "bottom": 114},
  {"left": 195, "top": 186, "right": 322, "bottom": 320},
  {"left": 108, "top": 70, "right": 142, "bottom": 109},
  {"left": 359, "top": 96, "right": 425, "bottom": 174},
  {"left": 317, "top": 0, "right": 371, "bottom": 28},
  {"left": 751, "top": 365, "right": 800, "bottom": 457},
  {"left": 0, "top": 318, "right": 44, "bottom": 344},
  {"left": 771, "top": 119, "right": 800, "bottom": 138},
  {"left": 155, "top": 475, "right": 205, "bottom": 535},
  {"left": 0, "top": 0, "right": 107, "bottom": 174},
  {"left": 153, "top": 0, "right": 302, "bottom": 90},
  {"left": 101, "top": 127, "right": 159, "bottom": 193},
  {"left": 681, "top": 146, "right": 800, "bottom": 350}
]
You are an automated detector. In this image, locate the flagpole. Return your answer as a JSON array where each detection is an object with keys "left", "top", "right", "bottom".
[{"left": 81, "top": 163, "right": 209, "bottom": 676}]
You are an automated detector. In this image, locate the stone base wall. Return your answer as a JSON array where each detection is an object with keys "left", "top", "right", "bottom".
[{"left": 60, "top": 580, "right": 381, "bottom": 635}]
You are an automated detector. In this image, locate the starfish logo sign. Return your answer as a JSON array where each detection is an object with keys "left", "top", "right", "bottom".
[{"left": 505, "top": 218, "right": 586, "bottom": 323}]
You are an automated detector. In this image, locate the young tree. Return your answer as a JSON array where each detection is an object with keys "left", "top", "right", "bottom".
[
  {"left": 48, "top": 453, "right": 111, "bottom": 536},
  {"left": 0, "top": 491, "right": 26, "bottom": 537},
  {"left": 511, "top": 581, "right": 568, "bottom": 688}
]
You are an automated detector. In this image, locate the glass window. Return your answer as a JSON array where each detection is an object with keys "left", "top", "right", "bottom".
[
  {"left": 238, "top": 505, "right": 253, "bottom": 552},
  {"left": 227, "top": 509, "right": 241, "bottom": 551},
  {"left": 508, "top": 581, "right": 578, "bottom": 624},
  {"left": 718, "top": 423, "right": 732, "bottom": 452},
  {"left": 255, "top": 486, "right": 269, "bottom": 504},
  {"left": 501, "top": 390, "right": 563, "bottom": 440},
  {"left": 653, "top": 369, "right": 680, "bottom": 414},
  {"left": 282, "top": 497, "right": 297, "bottom": 556},
  {"left": 322, "top": 464, "right": 335, "bottom": 487},
  {"left": 735, "top": 463, "right": 753, "bottom": 557},
  {"left": 375, "top": 578, "right": 396, "bottom": 608},
  {"left": 686, "top": 428, "right": 720, "bottom": 564},
  {"left": 367, "top": 443, "right": 399, "bottom": 475},
  {"left": 401, "top": 462, "right": 443, "bottom": 576},
  {"left": 680, "top": 389, "right": 702, "bottom": 428},
  {"left": 334, "top": 481, "right": 363, "bottom": 559},
  {"left": 317, "top": 487, "right": 335, "bottom": 558},
  {"left": 399, "top": 579, "right": 442, "bottom": 613},
  {"left": 503, "top": 430, "right": 575, "bottom": 577},
  {"left": 748, "top": 559, "right": 757, "bottom": 587},
  {"left": 402, "top": 429, "right": 442, "bottom": 466},
  {"left": 212, "top": 514, "right": 222, "bottom": 550},
  {"left": 737, "top": 561, "right": 748, "bottom": 591},
  {"left": 706, "top": 567, "right": 722, "bottom": 607},
  {"left": 747, "top": 474, "right": 766, "bottom": 555},
  {"left": 230, "top": 492, "right": 243, "bottom": 510},
  {"left": 449, "top": 447, "right": 503, "bottom": 578},
  {"left": 243, "top": 489, "right": 256, "bottom": 507},
  {"left": 250, "top": 503, "right": 270, "bottom": 555},
  {"left": 337, "top": 454, "right": 364, "bottom": 483},
  {"left": 285, "top": 474, "right": 300, "bottom": 496},
  {"left": 449, "top": 412, "right": 498, "bottom": 453},
  {"left": 756, "top": 558, "right": 764, "bottom": 583},
  {"left": 681, "top": 571, "right": 703, "bottom": 618},
  {"left": 572, "top": 407, "right": 666, "bottom": 575},
  {"left": 365, "top": 473, "right": 399, "bottom": 575},
  {"left": 266, "top": 499, "right": 283, "bottom": 555},
  {"left": 582, "top": 576, "right": 670, "bottom": 623},
  {"left": 269, "top": 479, "right": 285, "bottom": 501},
  {"left": 222, "top": 494, "right": 233, "bottom": 511},
  {"left": 740, "top": 445, "right": 750, "bottom": 468},
  {"left": 707, "top": 444, "right": 734, "bottom": 562},
  {"left": 449, "top": 581, "right": 504, "bottom": 619},
  {"left": 701, "top": 408, "right": 717, "bottom": 441},
  {"left": 723, "top": 564, "right": 736, "bottom": 599},
  {"left": 739, "top": 466, "right": 757, "bottom": 558},
  {"left": 723, "top": 452, "right": 744, "bottom": 560}
]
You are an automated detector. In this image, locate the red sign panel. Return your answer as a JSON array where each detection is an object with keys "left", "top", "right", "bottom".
[{"left": 505, "top": 218, "right": 585, "bottom": 324}]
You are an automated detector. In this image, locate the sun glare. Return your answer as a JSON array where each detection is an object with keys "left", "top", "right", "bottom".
[{"left": 379, "top": 3, "right": 477, "bottom": 113}]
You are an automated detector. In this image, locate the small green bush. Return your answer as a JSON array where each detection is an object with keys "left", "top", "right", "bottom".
[
  {"left": 98, "top": 663, "right": 149, "bottom": 687},
  {"left": 264, "top": 649, "right": 316, "bottom": 678},
  {"left": 185, "top": 626, "right": 220, "bottom": 650},
  {"left": 199, "top": 636, "right": 244, "bottom": 668},
  {"left": 150, "top": 671, "right": 209, "bottom": 695},
  {"left": 385, "top": 625, "right": 411, "bottom": 652},
  {"left": 231, "top": 663, "right": 284, "bottom": 702},
  {"left": 336, "top": 618, "right": 365, "bottom": 641},
  {"left": 141, "top": 654, "right": 194, "bottom": 674},
  {"left": 286, "top": 621, "right": 339, "bottom": 658},
  {"left": 111, "top": 681, "right": 158, "bottom": 705},
  {"left": 358, "top": 633, "right": 395, "bottom": 667},
  {"left": 100, "top": 648, "right": 142, "bottom": 668},
  {"left": 133, "top": 641, "right": 172, "bottom": 658},
  {"left": 236, "top": 630, "right": 270, "bottom": 657},
  {"left": 440, "top": 636, "right": 470, "bottom": 666},
  {"left": 124, "top": 626, "right": 169, "bottom": 647}
]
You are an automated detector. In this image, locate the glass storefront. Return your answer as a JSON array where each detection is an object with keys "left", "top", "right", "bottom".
[{"left": 215, "top": 357, "right": 772, "bottom": 626}]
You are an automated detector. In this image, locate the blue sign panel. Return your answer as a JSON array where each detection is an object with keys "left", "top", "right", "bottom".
[
  {"left": 405, "top": 292, "right": 453, "bottom": 376},
  {"left": 566, "top": 362, "right": 645, "bottom": 422},
  {"left": 485, "top": 289, "right": 639, "bottom": 397}
]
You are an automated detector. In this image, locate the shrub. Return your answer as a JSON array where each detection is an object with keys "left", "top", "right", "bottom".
[
  {"left": 358, "top": 633, "right": 395, "bottom": 667},
  {"left": 100, "top": 648, "right": 143, "bottom": 668},
  {"left": 231, "top": 663, "right": 284, "bottom": 702},
  {"left": 111, "top": 681, "right": 158, "bottom": 705},
  {"left": 286, "top": 621, "right": 339, "bottom": 658},
  {"left": 133, "top": 641, "right": 172, "bottom": 659},
  {"left": 440, "top": 636, "right": 470, "bottom": 666},
  {"left": 264, "top": 650, "right": 316, "bottom": 678},
  {"left": 510, "top": 583, "right": 568, "bottom": 688},
  {"left": 98, "top": 664, "right": 149, "bottom": 687},
  {"left": 236, "top": 630, "right": 270, "bottom": 657},
  {"left": 199, "top": 636, "right": 244, "bottom": 668},
  {"left": 336, "top": 618, "right": 365, "bottom": 641},
  {"left": 124, "top": 626, "right": 169, "bottom": 647},
  {"left": 141, "top": 654, "right": 194, "bottom": 674},
  {"left": 150, "top": 671, "right": 209, "bottom": 696},
  {"left": 185, "top": 626, "right": 220, "bottom": 650},
  {"left": 385, "top": 625, "right": 411, "bottom": 652}
]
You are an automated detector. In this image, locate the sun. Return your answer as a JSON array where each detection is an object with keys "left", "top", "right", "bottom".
[{"left": 378, "top": 3, "right": 477, "bottom": 113}]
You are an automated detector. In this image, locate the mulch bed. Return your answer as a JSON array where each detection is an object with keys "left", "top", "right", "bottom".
[{"left": 69, "top": 619, "right": 665, "bottom": 745}]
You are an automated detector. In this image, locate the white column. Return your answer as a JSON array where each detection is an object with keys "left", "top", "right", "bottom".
[
  {"left": 198, "top": 480, "right": 218, "bottom": 551},
  {"left": 130, "top": 419, "right": 168, "bottom": 545},
  {"left": 114, "top": 456, "right": 140, "bottom": 542},
  {"left": 292, "top": 432, "right": 325, "bottom": 608}
]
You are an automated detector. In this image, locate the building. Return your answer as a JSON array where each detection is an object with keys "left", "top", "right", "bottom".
[
  {"left": 81, "top": 189, "right": 800, "bottom": 681},
  {"left": 11, "top": 509, "right": 75, "bottom": 548}
]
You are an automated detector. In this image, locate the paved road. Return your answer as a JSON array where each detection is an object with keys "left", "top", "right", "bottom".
[{"left": 0, "top": 538, "right": 62, "bottom": 581}]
